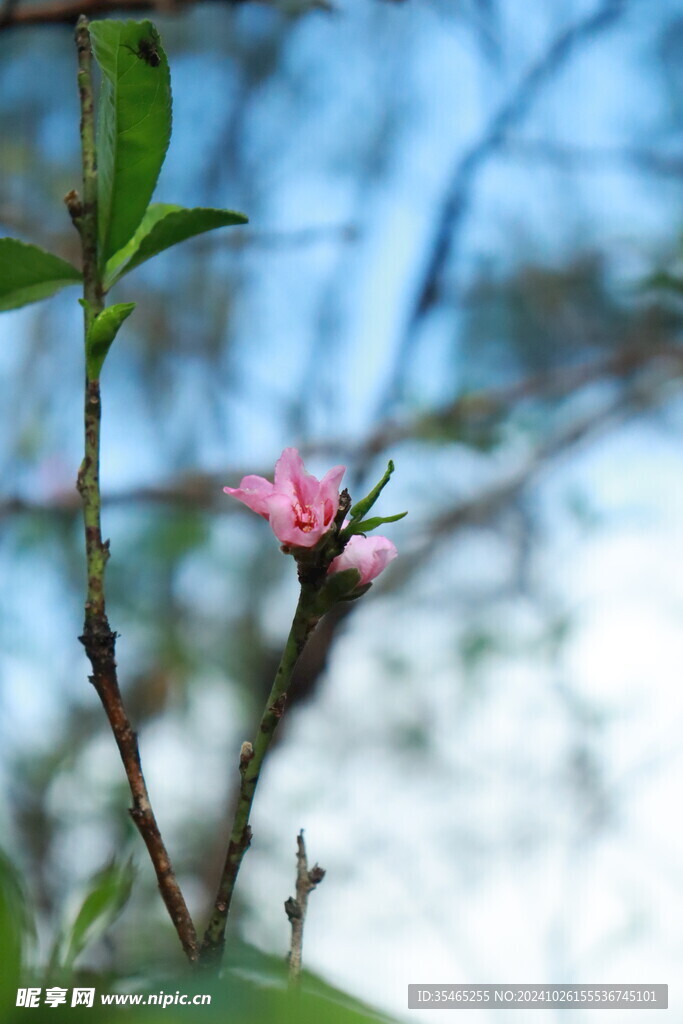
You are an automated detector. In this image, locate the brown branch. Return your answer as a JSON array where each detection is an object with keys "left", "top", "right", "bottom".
[
  {"left": 81, "top": 624, "right": 199, "bottom": 960},
  {"left": 72, "top": 16, "right": 198, "bottom": 963},
  {"left": 0, "top": 0, "right": 337, "bottom": 30},
  {"left": 285, "top": 831, "right": 325, "bottom": 984}
]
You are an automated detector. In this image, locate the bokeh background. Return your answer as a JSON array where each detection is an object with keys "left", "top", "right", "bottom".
[{"left": 1, "top": 0, "right": 683, "bottom": 1019}]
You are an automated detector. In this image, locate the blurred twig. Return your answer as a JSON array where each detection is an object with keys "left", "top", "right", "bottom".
[
  {"left": 386, "top": 368, "right": 674, "bottom": 587},
  {"left": 285, "top": 831, "right": 325, "bottom": 985},
  {"left": 200, "top": 223, "right": 359, "bottom": 251},
  {"left": 506, "top": 139, "right": 683, "bottom": 178},
  {"left": 2, "top": 341, "right": 679, "bottom": 521},
  {"left": 379, "top": 0, "right": 629, "bottom": 415},
  {"left": 0, "top": 0, "right": 420, "bottom": 30},
  {"left": 0, "top": 0, "right": 316, "bottom": 31}
]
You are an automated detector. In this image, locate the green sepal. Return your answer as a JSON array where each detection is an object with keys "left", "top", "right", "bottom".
[
  {"left": 314, "top": 568, "right": 361, "bottom": 613},
  {"left": 0, "top": 238, "right": 81, "bottom": 311},
  {"left": 340, "top": 581, "right": 372, "bottom": 601},
  {"left": 342, "top": 511, "right": 407, "bottom": 538},
  {"left": 84, "top": 301, "right": 136, "bottom": 378},
  {"left": 348, "top": 460, "right": 395, "bottom": 522},
  {"left": 103, "top": 204, "right": 248, "bottom": 289}
]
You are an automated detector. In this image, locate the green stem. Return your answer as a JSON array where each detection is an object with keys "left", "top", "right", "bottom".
[
  {"left": 72, "top": 17, "right": 199, "bottom": 964},
  {"left": 200, "top": 585, "right": 321, "bottom": 963},
  {"left": 74, "top": 15, "right": 106, "bottom": 619}
]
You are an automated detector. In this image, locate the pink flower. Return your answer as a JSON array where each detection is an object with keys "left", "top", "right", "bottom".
[
  {"left": 328, "top": 534, "right": 397, "bottom": 586},
  {"left": 223, "top": 447, "right": 345, "bottom": 548}
]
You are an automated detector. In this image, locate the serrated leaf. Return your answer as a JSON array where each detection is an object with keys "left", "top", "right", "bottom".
[
  {"left": 0, "top": 238, "right": 81, "bottom": 311},
  {"left": 89, "top": 20, "right": 172, "bottom": 267},
  {"left": 62, "top": 859, "right": 134, "bottom": 970},
  {"left": 104, "top": 204, "right": 248, "bottom": 288},
  {"left": 343, "top": 511, "right": 407, "bottom": 537},
  {"left": 348, "top": 460, "right": 395, "bottom": 521},
  {"left": 86, "top": 302, "right": 136, "bottom": 378}
]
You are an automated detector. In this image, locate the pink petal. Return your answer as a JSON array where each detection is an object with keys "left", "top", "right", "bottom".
[
  {"left": 318, "top": 464, "right": 345, "bottom": 524},
  {"left": 223, "top": 474, "right": 275, "bottom": 517},
  {"left": 273, "top": 448, "right": 311, "bottom": 499},
  {"left": 267, "top": 493, "right": 327, "bottom": 548}
]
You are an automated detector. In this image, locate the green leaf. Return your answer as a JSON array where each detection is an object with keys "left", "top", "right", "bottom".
[
  {"left": 89, "top": 20, "right": 172, "bottom": 267},
  {"left": 0, "top": 850, "right": 33, "bottom": 1016},
  {"left": 62, "top": 859, "right": 134, "bottom": 969},
  {"left": 85, "top": 302, "right": 136, "bottom": 378},
  {"left": 104, "top": 204, "right": 248, "bottom": 288},
  {"left": 217, "top": 942, "right": 401, "bottom": 1024},
  {"left": 348, "top": 460, "right": 395, "bottom": 521},
  {"left": 343, "top": 511, "right": 407, "bottom": 537},
  {"left": 0, "top": 238, "right": 81, "bottom": 311}
]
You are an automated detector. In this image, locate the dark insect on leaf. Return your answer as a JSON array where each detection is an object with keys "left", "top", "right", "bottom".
[{"left": 124, "top": 37, "right": 161, "bottom": 67}]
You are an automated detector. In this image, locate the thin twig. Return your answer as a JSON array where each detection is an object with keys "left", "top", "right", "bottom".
[
  {"left": 385, "top": 373, "right": 664, "bottom": 590},
  {"left": 378, "top": 0, "right": 629, "bottom": 416},
  {"left": 285, "top": 831, "right": 325, "bottom": 985},
  {"left": 0, "top": 0, "right": 339, "bottom": 31},
  {"left": 505, "top": 138, "right": 683, "bottom": 179},
  {"left": 71, "top": 17, "right": 198, "bottom": 963},
  {"left": 3, "top": 339, "right": 679, "bottom": 521},
  {"left": 200, "top": 584, "right": 322, "bottom": 964}
]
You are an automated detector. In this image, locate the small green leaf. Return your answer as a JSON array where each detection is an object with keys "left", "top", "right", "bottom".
[
  {"left": 86, "top": 302, "right": 136, "bottom": 378},
  {"left": 104, "top": 204, "right": 248, "bottom": 288},
  {"left": 89, "top": 20, "right": 172, "bottom": 266},
  {"left": 348, "top": 460, "right": 395, "bottom": 521},
  {"left": 0, "top": 238, "right": 81, "bottom": 311},
  {"left": 343, "top": 511, "right": 407, "bottom": 537},
  {"left": 62, "top": 859, "right": 134, "bottom": 970}
]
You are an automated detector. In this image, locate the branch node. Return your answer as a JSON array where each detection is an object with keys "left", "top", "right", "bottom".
[
  {"left": 239, "top": 741, "right": 254, "bottom": 772},
  {"left": 284, "top": 896, "right": 301, "bottom": 922},
  {"left": 286, "top": 830, "right": 325, "bottom": 984},
  {"left": 64, "top": 188, "right": 83, "bottom": 223}
]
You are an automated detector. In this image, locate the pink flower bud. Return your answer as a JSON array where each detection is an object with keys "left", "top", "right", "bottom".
[{"left": 328, "top": 533, "right": 397, "bottom": 585}]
